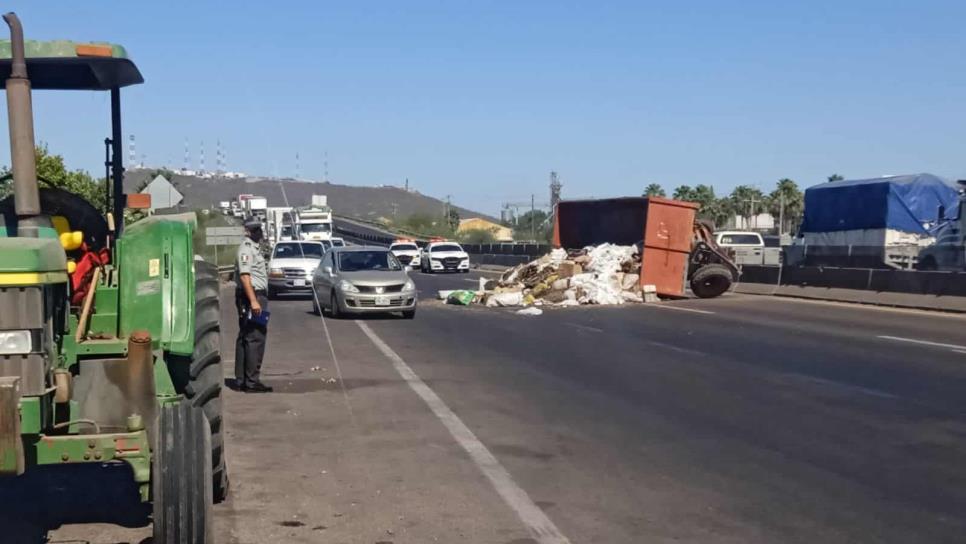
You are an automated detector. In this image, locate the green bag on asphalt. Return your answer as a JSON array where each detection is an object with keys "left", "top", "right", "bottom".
[{"left": 446, "top": 290, "right": 476, "bottom": 305}]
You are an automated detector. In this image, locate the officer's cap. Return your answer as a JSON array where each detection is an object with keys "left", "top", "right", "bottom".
[{"left": 243, "top": 219, "right": 263, "bottom": 231}]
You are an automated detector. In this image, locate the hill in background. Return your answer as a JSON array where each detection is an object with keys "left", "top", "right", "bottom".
[{"left": 124, "top": 169, "right": 498, "bottom": 223}]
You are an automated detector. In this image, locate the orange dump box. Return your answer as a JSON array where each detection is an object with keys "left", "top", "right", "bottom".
[{"left": 552, "top": 196, "right": 698, "bottom": 298}]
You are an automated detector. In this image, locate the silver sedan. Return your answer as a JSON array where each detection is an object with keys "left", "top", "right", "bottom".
[{"left": 311, "top": 246, "right": 417, "bottom": 318}]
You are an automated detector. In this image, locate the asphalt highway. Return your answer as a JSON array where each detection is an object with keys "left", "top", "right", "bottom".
[{"left": 47, "top": 268, "right": 966, "bottom": 543}]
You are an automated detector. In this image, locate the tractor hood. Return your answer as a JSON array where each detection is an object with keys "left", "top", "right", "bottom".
[{"left": 0, "top": 237, "right": 67, "bottom": 285}]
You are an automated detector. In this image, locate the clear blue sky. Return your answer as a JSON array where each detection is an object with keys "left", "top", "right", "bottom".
[{"left": 3, "top": 1, "right": 966, "bottom": 215}]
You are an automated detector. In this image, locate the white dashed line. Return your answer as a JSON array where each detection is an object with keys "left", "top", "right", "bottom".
[
  {"left": 356, "top": 321, "right": 572, "bottom": 544},
  {"left": 565, "top": 323, "right": 604, "bottom": 333},
  {"left": 877, "top": 335, "right": 966, "bottom": 352},
  {"left": 646, "top": 340, "right": 707, "bottom": 356},
  {"left": 645, "top": 304, "right": 715, "bottom": 315}
]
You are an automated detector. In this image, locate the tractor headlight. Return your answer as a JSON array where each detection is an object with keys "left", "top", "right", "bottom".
[{"left": 0, "top": 330, "right": 31, "bottom": 355}]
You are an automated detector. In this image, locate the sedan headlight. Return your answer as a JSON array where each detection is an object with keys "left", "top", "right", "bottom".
[
  {"left": 339, "top": 280, "right": 359, "bottom": 293},
  {"left": 0, "top": 330, "right": 32, "bottom": 355},
  {"left": 403, "top": 279, "right": 415, "bottom": 291},
  {"left": 269, "top": 267, "right": 284, "bottom": 278}
]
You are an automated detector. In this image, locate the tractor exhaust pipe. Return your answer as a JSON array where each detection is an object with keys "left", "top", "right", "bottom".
[{"left": 3, "top": 12, "right": 44, "bottom": 237}]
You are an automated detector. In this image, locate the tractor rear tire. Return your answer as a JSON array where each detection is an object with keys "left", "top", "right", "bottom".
[
  {"left": 689, "top": 264, "right": 733, "bottom": 299},
  {"left": 172, "top": 261, "right": 228, "bottom": 503},
  {"left": 153, "top": 402, "right": 213, "bottom": 544}
]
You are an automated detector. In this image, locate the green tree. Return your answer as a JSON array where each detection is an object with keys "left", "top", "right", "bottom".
[
  {"left": 728, "top": 185, "right": 767, "bottom": 228},
  {"left": 446, "top": 208, "right": 460, "bottom": 231},
  {"left": 400, "top": 212, "right": 455, "bottom": 237},
  {"left": 767, "top": 178, "right": 804, "bottom": 234},
  {"left": 672, "top": 184, "right": 729, "bottom": 226},
  {"left": 1, "top": 144, "right": 106, "bottom": 210},
  {"left": 672, "top": 185, "right": 696, "bottom": 201},
  {"left": 457, "top": 228, "right": 497, "bottom": 244},
  {"left": 643, "top": 183, "right": 666, "bottom": 197},
  {"left": 827, "top": 173, "right": 844, "bottom": 183},
  {"left": 514, "top": 209, "right": 550, "bottom": 241}
]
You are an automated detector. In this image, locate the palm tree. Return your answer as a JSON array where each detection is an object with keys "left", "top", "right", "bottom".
[
  {"left": 672, "top": 185, "right": 695, "bottom": 201},
  {"left": 767, "top": 178, "right": 804, "bottom": 234},
  {"left": 728, "top": 185, "right": 766, "bottom": 229},
  {"left": 643, "top": 183, "right": 666, "bottom": 197}
]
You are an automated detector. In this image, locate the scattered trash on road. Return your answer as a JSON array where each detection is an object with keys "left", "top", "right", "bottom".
[
  {"left": 442, "top": 243, "right": 670, "bottom": 312},
  {"left": 516, "top": 307, "right": 543, "bottom": 316},
  {"left": 492, "top": 244, "right": 647, "bottom": 308}
]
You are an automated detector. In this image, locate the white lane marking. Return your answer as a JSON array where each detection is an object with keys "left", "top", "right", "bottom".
[
  {"left": 565, "top": 322, "right": 603, "bottom": 333},
  {"left": 782, "top": 373, "right": 898, "bottom": 400},
  {"left": 877, "top": 335, "right": 966, "bottom": 352},
  {"left": 464, "top": 278, "right": 482, "bottom": 283},
  {"left": 955, "top": 350, "right": 966, "bottom": 355},
  {"left": 356, "top": 321, "right": 572, "bottom": 544},
  {"left": 645, "top": 303, "right": 715, "bottom": 315},
  {"left": 646, "top": 340, "right": 707, "bottom": 357}
]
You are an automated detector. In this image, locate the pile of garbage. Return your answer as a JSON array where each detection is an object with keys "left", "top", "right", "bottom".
[{"left": 442, "top": 244, "right": 658, "bottom": 310}]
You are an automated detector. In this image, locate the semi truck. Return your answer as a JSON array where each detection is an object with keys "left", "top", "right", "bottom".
[
  {"left": 917, "top": 179, "right": 966, "bottom": 271},
  {"left": 0, "top": 14, "right": 224, "bottom": 542},
  {"left": 793, "top": 174, "right": 958, "bottom": 269},
  {"left": 296, "top": 200, "right": 333, "bottom": 242},
  {"left": 244, "top": 196, "right": 267, "bottom": 222},
  {"left": 266, "top": 206, "right": 296, "bottom": 247}
]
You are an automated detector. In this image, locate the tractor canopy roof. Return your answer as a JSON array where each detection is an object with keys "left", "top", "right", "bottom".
[{"left": 0, "top": 39, "right": 143, "bottom": 90}]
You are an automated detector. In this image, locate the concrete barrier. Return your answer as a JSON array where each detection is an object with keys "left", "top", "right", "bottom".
[{"left": 735, "top": 265, "right": 966, "bottom": 313}]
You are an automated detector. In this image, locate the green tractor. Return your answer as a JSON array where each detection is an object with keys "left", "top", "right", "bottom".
[{"left": 0, "top": 13, "right": 225, "bottom": 542}]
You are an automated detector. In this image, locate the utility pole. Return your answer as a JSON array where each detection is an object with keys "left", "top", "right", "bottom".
[
  {"left": 530, "top": 193, "right": 535, "bottom": 241},
  {"left": 444, "top": 195, "right": 452, "bottom": 230},
  {"left": 742, "top": 196, "right": 762, "bottom": 230},
  {"left": 778, "top": 193, "right": 785, "bottom": 236}
]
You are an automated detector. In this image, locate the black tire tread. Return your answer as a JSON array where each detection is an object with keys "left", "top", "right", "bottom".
[
  {"left": 172, "top": 260, "right": 228, "bottom": 503},
  {"left": 153, "top": 402, "right": 212, "bottom": 544},
  {"left": 689, "top": 263, "right": 733, "bottom": 299}
]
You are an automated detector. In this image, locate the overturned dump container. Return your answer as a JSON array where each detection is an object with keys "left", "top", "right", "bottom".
[{"left": 553, "top": 197, "right": 699, "bottom": 298}]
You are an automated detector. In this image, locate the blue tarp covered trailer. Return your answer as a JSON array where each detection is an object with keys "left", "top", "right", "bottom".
[{"left": 800, "top": 173, "right": 958, "bottom": 235}]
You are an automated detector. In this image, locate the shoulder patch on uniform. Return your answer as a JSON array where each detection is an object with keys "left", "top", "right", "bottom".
[{"left": 241, "top": 254, "right": 250, "bottom": 263}]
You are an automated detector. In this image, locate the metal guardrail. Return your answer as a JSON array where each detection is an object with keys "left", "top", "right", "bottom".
[{"left": 736, "top": 264, "right": 966, "bottom": 312}]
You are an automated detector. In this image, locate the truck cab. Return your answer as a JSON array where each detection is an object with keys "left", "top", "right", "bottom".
[
  {"left": 917, "top": 181, "right": 966, "bottom": 271},
  {"left": 296, "top": 205, "right": 333, "bottom": 242},
  {"left": 715, "top": 231, "right": 767, "bottom": 266}
]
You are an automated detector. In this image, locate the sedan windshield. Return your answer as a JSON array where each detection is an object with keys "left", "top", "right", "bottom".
[
  {"left": 392, "top": 244, "right": 418, "bottom": 251},
  {"left": 339, "top": 251, "right": 402, "bottom": 272},
  {"left": 431, "top": 244, "right": 462, "bottom": 253},
  {"left": 273, "top": 242, "right": 324, "bottom": 258}
]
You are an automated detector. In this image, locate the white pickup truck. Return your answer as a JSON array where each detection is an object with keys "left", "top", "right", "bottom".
[{"left": 715, "top": 231, "right": 782, "bottom": 266}]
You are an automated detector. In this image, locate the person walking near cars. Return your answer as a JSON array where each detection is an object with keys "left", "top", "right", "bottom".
[{"left": 234, "top": 219, "right": 273, "bottom": 393}]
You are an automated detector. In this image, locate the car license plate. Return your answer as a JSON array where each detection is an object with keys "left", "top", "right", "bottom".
[
  {"left": 293, "top": 279, "right": 306, "bottom": 287},
  {"left": 375, "top": 296, "right": 390, "bottom": 306}
]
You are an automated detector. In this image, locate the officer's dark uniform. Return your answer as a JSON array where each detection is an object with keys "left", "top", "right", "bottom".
[{"left": 234, "top": 227, "right": 270, "bottom": 391}]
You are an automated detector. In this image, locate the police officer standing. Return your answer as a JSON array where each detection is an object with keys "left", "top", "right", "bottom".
[{"left": 234, "top": 220, "right": 273, "bottom": 393}]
